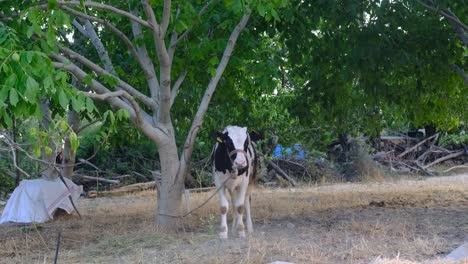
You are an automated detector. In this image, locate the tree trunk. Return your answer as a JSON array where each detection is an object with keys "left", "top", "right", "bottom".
[
  {"left": 424, "top": 124, "right": 437, "bottom": 138},
  {"left": 155, "top": 137, "right": 184, "bottom": 229},
  {"left": 338, "top": 132, "right": 349, "bottom": 162},
  {"left": 62, "top": 110, "right": 80, "bottom": 179},
  {"left": 11, "top": 113, "right": 21, "bottom": 187},
  {"left": 39, "top": 101, "right": 59, "bottom": 181}
]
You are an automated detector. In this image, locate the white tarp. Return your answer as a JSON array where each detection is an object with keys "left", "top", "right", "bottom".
[
  {"left": 445, "top": 243, "right": 468, "bottom": 261},
  {"left": 0, "top": 177, "right": 82, "bottom": 224}
]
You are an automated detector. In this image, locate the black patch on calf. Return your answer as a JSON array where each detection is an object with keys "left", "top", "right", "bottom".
[{"left": 212, "top": 132, "right": 236, "bottom": 173}]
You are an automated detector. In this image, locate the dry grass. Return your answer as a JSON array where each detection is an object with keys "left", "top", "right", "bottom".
[{"left": 0, "top": 174, "right": 467, "bottom": 264}]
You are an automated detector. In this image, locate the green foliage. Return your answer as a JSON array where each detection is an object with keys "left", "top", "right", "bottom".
[
  {"left": 0, "top": 23, "right": 92, "bottom": 129},
  {"left": 439, "top": 132, "right": 468, "bottom": 148},
  {"left": 0, "top": 171, "right": 15, "bottom": 195},
  {"left": 271, "top": 0, "right": 467, "bottom": 147},
  {"left": 77, "top": 122, "right": 158, "bottom": 181}
]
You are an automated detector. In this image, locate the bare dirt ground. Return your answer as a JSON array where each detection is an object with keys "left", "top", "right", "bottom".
[{"left": 0, "top": 174, "right": 467, "bottom": 264}]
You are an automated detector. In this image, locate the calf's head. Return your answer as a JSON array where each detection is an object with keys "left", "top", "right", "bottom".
[
  {"left": 215, "top": 126, "right": 249, "bottom": 169},
  {"left": 214, "top": 126, "right": 263, "bottom": 172}
]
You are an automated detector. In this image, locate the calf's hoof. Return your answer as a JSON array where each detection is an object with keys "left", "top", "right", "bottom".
[{"left": 218, "top": 232, "right": 228, "bottom": 239}]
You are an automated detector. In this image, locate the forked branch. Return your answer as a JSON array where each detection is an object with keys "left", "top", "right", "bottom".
[{"left": 178, "top": 10, "right": 252, "bottom": 181}]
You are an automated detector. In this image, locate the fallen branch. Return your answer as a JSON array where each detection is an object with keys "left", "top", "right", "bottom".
[
  {"left": 267, "top": 160, "right": 297, "bottom": 186},
  {"left": 186, "top": 186, "right": 216, "bottom": 193},
  {"left": 413, "top": 161, "right": 434, "bottom": 176},
  {"left": 74, "top": 174, "right": 120, "bottom": 184},
  {"left": 442, "top": 165, "right": 468, "bottom": 173},
  {"left": 77, "top": 158, "right": 104, "bottom": 172},
  {"left": 105, "top": 181, "right": 155, "bottom": 193},
  {"left": 398, "top": 133, "right": 439, "bottom": 158},
  {"left": 424, "top": 150, "right": 465, "bottom": 169},
  {"left": 278, "top": 159, "right": 310, "bottom": 172}
]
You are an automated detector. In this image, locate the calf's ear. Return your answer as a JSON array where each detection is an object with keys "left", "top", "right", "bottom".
[
  {"left": 212, "top": 131, "right": 224, "bottom": 143},
  {"left": 249, "top": 130, "right": 264, "bottom": 142}
]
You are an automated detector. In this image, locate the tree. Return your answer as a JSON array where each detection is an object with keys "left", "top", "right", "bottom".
[
  {"left": 0, "top": 0, "right": 287, "bottom": 229},
  {"left": 273, "top": 0, "right": 467, "bottom": 147},
  {"left": 416, "top": 0, "right": 468, "bottom": 85}
]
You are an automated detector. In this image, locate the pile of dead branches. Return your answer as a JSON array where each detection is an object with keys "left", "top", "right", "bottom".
[{"left": 371, "top": 134, "right": 468, "bottom": 175}]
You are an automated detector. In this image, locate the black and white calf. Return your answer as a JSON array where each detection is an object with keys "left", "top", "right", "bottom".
[{"left": 212, "top": 126, "right": 262, "bottom": 239}]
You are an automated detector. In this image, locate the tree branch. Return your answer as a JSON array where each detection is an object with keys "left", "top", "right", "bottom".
[
  {"left": 170, "top": 71, "right": 187, "bottom": 107},
  {"left": 450, "top": 64, "right": 468, "bottom": 86},
  {"left": 168, "top": 7, "right": 180, "bottom": 63},
  {"left": 416, "top": 1, "right": 468, "bottom": 36},
  {"left": 171, "top": 0, "right": 218, "bottom": 48},
  {"left": 142, "top": 0, "right": 170, "bottom": 66},
  {"left": 178, "top": 10, "right": 252, "bottom": 181},
  {"left": 57, "top": 45, "right": 157, "bottom": 109},
  {"left": 130, "top": 6, "right": 160, "bottom": 114},
  {"left": 52, "top": 59, "right": 167, "bottom": 145},
  {"left": 71, "top": 19, "right": 87, "bottom": 36},
  {"left": 61, "top": 6, "right": 155, "bottom": 79},
  {"left": 51, "top": 59, "right": 147, "bottom": 122},
  {"left": 76, "top": 119, "right": 102, "bottom": 134},
  {"left": 81, "top": 19, "right": 116, "bottom": 75},
  {"left": 1, "top": 134, "right": 31, "bottom": 178},
  {"left": 439, "top": 9, "right": 468, "bottom": 32},
  {"left": 54, "top": 1, "right": 150, "bottom": 28},
  {"left": 160, "top": 0, "right": 171, "bottom": 37}
]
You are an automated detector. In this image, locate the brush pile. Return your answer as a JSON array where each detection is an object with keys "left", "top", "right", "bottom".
[{"left": 370, "top": 134, "right": 468, "bottom": 175}]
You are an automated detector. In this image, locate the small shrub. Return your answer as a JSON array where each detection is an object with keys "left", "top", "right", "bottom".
[
  {"left": 341, "top": 140, "right": 383, "bottom": 182},
  {"left": 439, "top": 132, "right": 468, "bottom": 148}
]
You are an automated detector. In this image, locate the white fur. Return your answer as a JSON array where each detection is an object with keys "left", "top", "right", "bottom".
[{"left": 224, "top": 126, "right": 248, "bottom": 167}]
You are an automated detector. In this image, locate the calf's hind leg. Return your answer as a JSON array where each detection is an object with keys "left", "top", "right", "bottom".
[{"left": 245, "top": 195, "right": 253, "bottom": 233}]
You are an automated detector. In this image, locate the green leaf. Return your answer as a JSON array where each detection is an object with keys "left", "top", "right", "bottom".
[
  {"left": 116, "top": 109, "right": 130, "bottom": 120},
  {"left": 71, "top": 97, "right": 84, "bottom": 112},
  {"left": 85, "top": 97, "right": 94, "bottom": 112},
  {"left": 30, "top": 127, "right": 37, "bottom": 135},
  {"left": 32, "top": 145, "right": 41, "bottom": 157},
  {"left": 9, "top": 89, "right": 19, "bottom": 106},
  {"left": 45, "top": 27, "right": 56, "bottom": 49},
  {"left": 70, "top": 131, "right": 79, "bottom": 152},
  {"left": 0, "top": 86, "right": 10, "bottom": 102},
  {"left": 26, "top": 52, "right": 33, "bottom": 63},
  {"left": 271, "top": 9, "right": 280, "bottom": 21},
  {"left": 43, "top": 75, "right": 54, "bottom": 90},
  {"left": 48, "top": 0, "right": 58, "bottom": 10},
  {"left": 45, "top": 146, "right": 53, "bottom": 155},
  {"left": 59, "top": 120, "right": 68, "bottom": 131},
  {"left": 25, "top": 77, "right": 39, "bottom": 102},
  {"left": 4, "top": 73, "right": 17, "bottom": 88},
  {"left": 3, "top": 112, "right": 12, "bottom": 127},
  {"left": 58, "top": 90, "right": 68, "bottom": 109},
  {"left": 258, "top": 5, "right": 266, "bottom": 17},
  {"left": 100, "top": 74, "right": 119, "bottom": 87},
  {"left": 82, "top": 74, "right": 93, "bottom": 85}
]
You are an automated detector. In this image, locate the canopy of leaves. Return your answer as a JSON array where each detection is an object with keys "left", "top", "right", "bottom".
[{"left": 274, "top": 0, "right": 467, "bottom": 142}]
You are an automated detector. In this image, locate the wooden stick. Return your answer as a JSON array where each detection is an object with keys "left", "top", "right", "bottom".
[
  {"left": 442, "top": 165, "right": 468, "bottom": 173},
  {"left": 53, "top": 231, "right": 61, "bottom": 264},
  {"left": 77, "top": 158, "right": 104, "bottom": 172},
  {"left": 267, "top": 160, "right": 297, "bottom": 186},
  {"left": 413, "top": 162, "right": 434, "bottom": 176},
  {"left": 424, "top": 150, "right": 465, "bottom": 169},
  {"left": 74, "top": 174, "right": 120, "bottom": 184},
  {"left": 186, "top": 186, "right": 216, "bottom": 193},
  {"left": 398, "top": 133, "right": 439, "bottom": 158}
]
